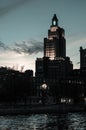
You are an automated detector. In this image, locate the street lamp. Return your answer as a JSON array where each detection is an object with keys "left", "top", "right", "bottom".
[
  {"left": 41, "top": 83, "right": 47, "bottom": 90},
  {"left": 40, "top": 82, "right": 49, "bottom": 105}
]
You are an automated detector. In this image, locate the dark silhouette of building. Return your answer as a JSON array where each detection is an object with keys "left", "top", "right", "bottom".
[
  {"left": 80, "top": 46, "right": 86, "bottom": 70},
  {"left": 36, "top": 56, "right": 73, "bottom": 79},
  {"left": 35, "top": 14, "right": 74, "bottom": 103}
]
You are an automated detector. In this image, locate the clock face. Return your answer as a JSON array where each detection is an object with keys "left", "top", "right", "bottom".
[{"left": 53, "top": 20, "right": 56, "bottom": 25}]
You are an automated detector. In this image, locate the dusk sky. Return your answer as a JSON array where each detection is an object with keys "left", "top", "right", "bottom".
[{"left": 0, "top": 0, "right": 86, "bottom": 73}]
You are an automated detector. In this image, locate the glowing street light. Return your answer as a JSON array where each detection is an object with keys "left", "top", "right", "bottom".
[{"left": 41, "top": 83, "right": 47, "bottom": 90}]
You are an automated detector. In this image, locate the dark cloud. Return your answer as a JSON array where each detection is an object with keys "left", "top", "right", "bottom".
[
  {"left": 0, "top": 40, "right": 43, "bottom": 54},
  {"left": 0, "top": 0, "right": 29, "bottom": 16},
  {"left": 0, "top": 41, "right": 10, "bottom": 50},
  {"left": 13, "top": 40, "right": 43, "bottom": 54}
]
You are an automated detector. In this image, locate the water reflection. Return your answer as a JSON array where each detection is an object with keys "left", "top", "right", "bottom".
[{"left": 0, "top": 112, "right": 86, "bottom": 130}]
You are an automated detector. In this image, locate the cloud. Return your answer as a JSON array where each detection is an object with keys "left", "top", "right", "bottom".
[
  {"left": 0, "top": 40, "right": 43, "bottom": 55},
  {"left": 0, "top": 0, "right": 29, "bottom": 16},
  {"left": 13, "top": 40, "right": 43, "bottom": 54},
  {"left": 0, "top": 41, "right": 10, "bottom": 50}
]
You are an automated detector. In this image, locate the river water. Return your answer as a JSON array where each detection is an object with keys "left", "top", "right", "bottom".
[{"left": 0, "top": 112, "right": 86, "bottom": 130}]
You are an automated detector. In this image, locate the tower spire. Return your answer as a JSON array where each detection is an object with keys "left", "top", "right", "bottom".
[{"left": 52, "top": 14, "right": 58, "bottom": 26}]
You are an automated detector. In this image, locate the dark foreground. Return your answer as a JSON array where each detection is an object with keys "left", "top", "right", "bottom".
[
  {"left": 0, "top": 104, "right": 86, "bottom": 115},
  {"left": 0, "top": 112, "right": 86, "bottom": 130}
]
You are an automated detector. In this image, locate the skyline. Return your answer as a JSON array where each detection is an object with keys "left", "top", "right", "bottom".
[{"left": 0, "top": 0, "right": 86, "bottom": 72}]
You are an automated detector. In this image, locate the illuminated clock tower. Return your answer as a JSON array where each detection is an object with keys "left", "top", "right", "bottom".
[{"left": 44, "top": 14, "right": 66, "bottom": 59}]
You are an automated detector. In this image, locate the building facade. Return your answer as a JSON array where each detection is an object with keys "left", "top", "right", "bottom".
[
  {"left": 36, "top": 57, "right": 73, "bottom": 79},
  {"left": 80, "top": 46, "right": 86, "bottom": 70},
  {"left": 36, "top": 14, "right": 73, "bottom": 79},
  {"left": 44, "top": 14, "right": 66, "bottom": 59}
]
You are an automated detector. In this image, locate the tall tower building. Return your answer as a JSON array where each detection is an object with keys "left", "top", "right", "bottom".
[
  {"left": 44, "top": 14, "right": 66, "bottom": 59},
  {"left": 35, "top": 14, "right": 73, "bottom": 79}
]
